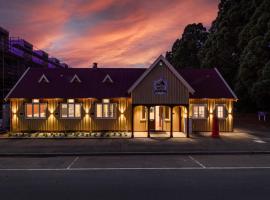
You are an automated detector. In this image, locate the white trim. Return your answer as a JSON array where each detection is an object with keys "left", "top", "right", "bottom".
[
  {"left": 4, "top": 67, "right": 30, "bottom": 101},
  {"left": 214, "top": 68, "right": 238, "bottom": 99},
  {"left": 128, "top": 55, "right": 195, "bottom": 94},
  {"left": 38, "top": 74, "right": 50, "bottom": 83},
  {"left": 70, "top": 74, "right": 82, "bottom": 83},
  {"left": 102, "top": 74, "right": 114, "bottom": 83}
]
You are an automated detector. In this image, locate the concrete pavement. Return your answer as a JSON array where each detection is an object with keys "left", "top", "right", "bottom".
[{"left": 0, "top": 131, "right": 270, "bottom": 155}]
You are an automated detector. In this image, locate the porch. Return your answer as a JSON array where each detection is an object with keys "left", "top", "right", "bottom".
[{"left": 131, "top": 105, "right": 190, "bottom": 138}]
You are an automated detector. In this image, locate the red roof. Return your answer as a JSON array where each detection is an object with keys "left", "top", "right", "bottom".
[{"left": 6, "top": 67, "right": 236, "bottom": 99}]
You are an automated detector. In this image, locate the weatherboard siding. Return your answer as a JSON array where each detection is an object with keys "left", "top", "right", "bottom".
[
  {"left": 10, "top": 98, "right": 131, "bottom": 132},
  {"left": 132, "top": 62, "right": 189, "bottom": 105},
  {"left": 189, "top": 99, "right": 234, "bottom": 132}
]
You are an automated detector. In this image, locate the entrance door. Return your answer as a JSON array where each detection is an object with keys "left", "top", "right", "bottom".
[
  {"left": 149, "top": 107, "right": 155, "bottom": 131},
  {"left": 149, "top": 106, "right": 166, "bottom": 132}
]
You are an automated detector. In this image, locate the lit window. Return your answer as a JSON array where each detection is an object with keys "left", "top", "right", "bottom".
[
  {"left": 164, "top": 107, "right": 170, "bottom": 120},
  {"left": 95, "top": 99, "right": 116, "bottom": 119},
  {"left": 192, "top": 105, "right": 206, "bottom": 118},
  {"left": 60, "top": 100, "right": 81, "bottom": 118},
  {"left": 216, "top": 105, "right": 225, "bottom": 118},
  {"left": 25, "top": 100, "right": 47, "bottom": 119},
  {"left": 141, "top": 106, "right": 147, "bottom": 120}
]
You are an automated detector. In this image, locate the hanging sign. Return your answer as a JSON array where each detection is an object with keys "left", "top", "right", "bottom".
[{"left": 153, "top": 78, "right": 168, "bottom": 95}]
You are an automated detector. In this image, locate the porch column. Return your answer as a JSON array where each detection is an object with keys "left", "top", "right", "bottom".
[
  {"left": 131, "top": 105, "right": 134, "bottom": 138},
  {"left": 147, "top": 106, "right": 150, "bottom": 138},
  {"left": 186, "top": 105, "right": 190, "bottom": 138},
  {"left": 170, "top": 106, "right": 173, "bottom": 138}
]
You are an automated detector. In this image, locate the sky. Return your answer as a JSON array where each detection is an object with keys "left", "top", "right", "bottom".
[{"left": 0, "top": 0, "right": 218, "bottom": 68}]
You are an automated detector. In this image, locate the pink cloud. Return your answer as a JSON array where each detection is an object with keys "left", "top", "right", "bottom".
[{"left": 0, "top": 0, "right": 218, "bottom": 67}]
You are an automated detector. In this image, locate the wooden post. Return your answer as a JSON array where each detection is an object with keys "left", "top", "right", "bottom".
[
  {"left": 147, "top": 106, "right": 150, "bottom": 138},
  {"left": 131, "top": 105, "right": 134, "bottom": 138},
  {"left": 170, "top": 106, "right": 173, "bottom": 138},
  {"left": 186, "top": 105, "right": 190, "bottom": 138}
]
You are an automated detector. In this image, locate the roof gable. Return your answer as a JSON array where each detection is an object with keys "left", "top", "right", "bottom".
[{"left": 128, "top": 55, "right": 195, "bottom": 94}]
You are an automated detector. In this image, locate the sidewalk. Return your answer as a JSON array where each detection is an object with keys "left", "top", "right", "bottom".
[{"left": 0, "top": 130, "right": 269, "bottom": 155}]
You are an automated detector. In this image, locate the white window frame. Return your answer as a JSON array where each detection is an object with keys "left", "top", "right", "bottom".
[
  {"left": 164, "top": 106, "right": 171, "bottom": 121},
  {"left": 25, "top": 100, "right": 47, "bottom": 119},
  {"left": 192, "top": 104, "right": 207, "bottom": 119},
  {"left": 216, "top": 104, "right": 226, "bottom": 119},
  {"left": 95, "top": 99, "right": 117, "bottom": 119},
  {"left": 60, "top": 99, "right": 82, "bottom": 119}
]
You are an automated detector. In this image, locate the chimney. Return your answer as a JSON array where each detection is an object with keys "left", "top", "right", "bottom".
[{"left": 92, "top": 62, "right": 98, "bottom": 68}]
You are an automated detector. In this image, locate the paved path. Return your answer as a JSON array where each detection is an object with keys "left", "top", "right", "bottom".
[
  {"left": 0, "top": 131, "right": 269, "bottom": 155},
  {"left": 0, "top": 155, "right": 270, "bottom": 200}
]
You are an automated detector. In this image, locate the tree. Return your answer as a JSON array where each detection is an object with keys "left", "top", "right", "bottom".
[{"left": 166, "top": 23, "right": 208, "bottom": 68}]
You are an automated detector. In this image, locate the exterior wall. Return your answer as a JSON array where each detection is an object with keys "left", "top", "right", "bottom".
[
  {"left": 189, "top": 99, "right": 234, "bottom": 132},
  {"left": 10, "top": 98, "right": 131, "bottom": 132},
  {"left": 132, "top": 62, "right": 189, "bottom": 105}
]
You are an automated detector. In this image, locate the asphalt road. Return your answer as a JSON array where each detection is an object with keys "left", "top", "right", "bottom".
[{"left": 0, "top": 155, "right": 270, "bottom": 200}]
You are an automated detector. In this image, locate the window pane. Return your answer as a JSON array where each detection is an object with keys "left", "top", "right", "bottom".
[
  {"left": 199, "top": 106, "right": 205, "bottom": 118},
  {"left": 149, "top": 107, "right": 155, "bottom": 120},
  {"left": 26, "top": 104, "right": 32, "bottom": 118},
  {"left": 165, "top": 107, "right": 170, "bottom": 119},
  {"left": 103, "top": 104, "right": 109, "bottom": 117},
  {"left": 141, "top": 106, "right": 146, "bottom": 120},
  {"left": 96, "top": 104, "right": 102, "bottom": 118},
  {"left": 33, "top": 104, "right": 39, "bottom": 118},
  {"left": 193, "top": 106, "right": 198, "bottom": 118},
  {"left": 108, "top": 104, "right": 114, "bottom": 118},
  {"left": 40, "top": 104, "right": 47, "bottom": 118},
  {"left": 217, "top": 106, "right": 223, "bottom": 118},
  {"left": 68, "top": 104, "right": 75, "bottom": 117},
  {"left": 75, "top": 104, "right": 81, "bottom": 118},
  {"left": 61, "top": 104, "right": 68, "bottom": 118}
]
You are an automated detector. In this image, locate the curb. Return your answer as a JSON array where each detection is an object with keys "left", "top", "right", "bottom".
[{"left": 0, "top": 151, "right": 270, "bottom": 157}]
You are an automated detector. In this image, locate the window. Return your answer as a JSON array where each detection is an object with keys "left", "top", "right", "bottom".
[
  {"left": 25, "top": 100, "right": 47, "bottom": 119},
  {"left": 60, "top": 99, "right": 81, "bottom": 118},
  {"left": 164, "top": 107, "right": 170, "bottom": 120},
  {"left": 95, "top": 99, "right": 116, "bottom": 119},
  {"left": 192, "top": 105, "right": 206, "bottom": 119},
  {"left": 141, "top": 106, "right": 147, "bottom": 120},
  {"left": 216, "top": 105, "right": 225, "bottom": 119}
]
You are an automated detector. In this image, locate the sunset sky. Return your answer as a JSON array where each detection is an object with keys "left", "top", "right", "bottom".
[{"left": 0, "top": 0, "right": 218, "bottom": 68}]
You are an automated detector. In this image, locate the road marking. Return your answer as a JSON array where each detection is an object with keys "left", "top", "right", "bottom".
[
  {"left": 67, "top": 156, "right": 79, "bottom": 169},
  {"left": 253, "top": 139, "right": 266, "bottom": 144},
  {"left": 1, "top": 166, "right": 270, "bottom": 171},
  {"left": 189, "top": 156, "right": 206, "bottom": 168}
]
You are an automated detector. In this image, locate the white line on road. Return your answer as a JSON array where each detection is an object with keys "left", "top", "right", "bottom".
[
  {"left": 189, "top": 156, "right": 206, "bottom": 168},
  {"left": 67, "top": 156, "right": 79, "bottom": 169},
  {"left": 1, "top": 166, "right": 270, "bottom": 171}
]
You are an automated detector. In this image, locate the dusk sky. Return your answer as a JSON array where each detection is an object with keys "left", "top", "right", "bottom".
[{"left": 0, "top": 0, "right": 218, "bottom": 68}]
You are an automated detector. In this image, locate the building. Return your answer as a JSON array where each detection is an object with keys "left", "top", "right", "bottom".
[
  {"left": 5, "top": 55, "right": 237, "bottom": 137},
  {"left": 0, "top": 26, "right": 68, "bottom": 123}
]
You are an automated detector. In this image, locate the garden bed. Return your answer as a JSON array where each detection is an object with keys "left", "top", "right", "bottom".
[{"left": 5, "top": 132, "right": 131, "bottom": 139}]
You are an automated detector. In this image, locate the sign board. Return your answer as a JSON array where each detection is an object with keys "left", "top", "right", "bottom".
[{"left": 153, "top": 78, "right": 168, "bottom": 95}]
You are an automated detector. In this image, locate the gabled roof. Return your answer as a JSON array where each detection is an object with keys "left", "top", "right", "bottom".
[
  {"left": 6, "top": 68, "right": 146, "bottom": 99},
  {"left": 5, "top": 61, "right": 237, "bottom": 100},
  {"left": 128, "top": 55, "right": 195, "bottom": 94},
  {"left": 178, "top": 68, "right": 237, "bottom": 99}
]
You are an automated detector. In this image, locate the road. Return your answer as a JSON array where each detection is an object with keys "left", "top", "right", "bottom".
[{"left": 0, "top": 155, "right": 270, "bottom": 200}]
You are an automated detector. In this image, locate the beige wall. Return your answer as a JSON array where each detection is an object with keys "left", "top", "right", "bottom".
[
  {"left": 132, "top": 62, "right": 189, "bottom": 105},
  {"left": 189, "top": 99, "right": 234, "bottom": 132},
  {"left": 10, "top": 98, "right": 131, "bottom": 132},
  {"left": 10, "top": 98, "right": 234, "bottom": 133}
]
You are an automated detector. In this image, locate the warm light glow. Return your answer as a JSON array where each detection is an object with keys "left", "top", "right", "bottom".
[{"left": 32, "top": 99, "right": 39, "bottom": 103}]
